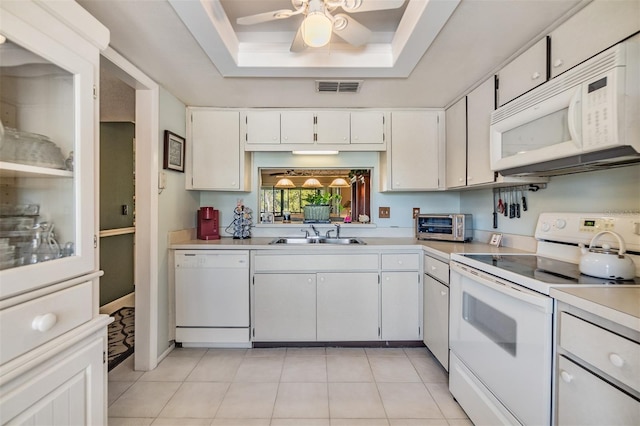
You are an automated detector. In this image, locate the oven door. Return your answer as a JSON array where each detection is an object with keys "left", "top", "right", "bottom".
[{"left": 449, "top": 261, "right": 554, "bottom": 426}]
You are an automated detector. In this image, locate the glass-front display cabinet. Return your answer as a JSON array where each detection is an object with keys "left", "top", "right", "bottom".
[{"left": 0, "top": 3, "right": 101, "bottom": 299}]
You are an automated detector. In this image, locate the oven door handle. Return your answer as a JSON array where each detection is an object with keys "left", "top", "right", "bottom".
[{"left": 451, "top": 262, "right": 553, "bottom": 313}]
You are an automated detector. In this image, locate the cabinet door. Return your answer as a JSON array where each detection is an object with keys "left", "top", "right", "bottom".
[
  {"left": 497, "top": 37, "right": 547, "bottom": 106},
  {"left": 0, "top": 335, "right": 105, "bottom": 425},
  {"left": 190, "top": 109, "right": 244, "bottom": 190},
  {"left": 445, "top": 98, "right": 467, "bottom": 189},
  {"left": 466, "top": 77, "right": 496, "bottom": 186},
  {"left": 557, "top": 356, "right": 640, "bottom": 425},
  {"left": 388, "top": 111, "right": 442, "bottom": 190},
  {"left": 424, "top": 276, "right": 449, "bottom": 370},
  {"left": 281, "top": 111, "right": 315, "bottom": 144},
  {"left": 316, "top": 111, "right": 350, "bottom": 144},
  {"left": 0, "top": 8, "right": 100, "bottom": 297},
  {"left": 253, "top": 273, "right": 316, "bottom": 341},
  {"left": 351, "top": 111, "right": 385, "bottom": 144},
  {"left": 245, "top": 111, "right": 280, "bottom": 144},
  {"left": 381, "top": 272, "right": 420, "bottom": 340},
  {"left": 550, "top": 0, "right": 640, "bottom": 78},
  {"left": 317, "top": 272, "right": 379, "bottom": 341}
]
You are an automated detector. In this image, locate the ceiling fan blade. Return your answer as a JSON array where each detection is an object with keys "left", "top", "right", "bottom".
[
  {"left": 236, "top": 9, "right": 295, "bottom": 25},
  {"left": 290, "top": 26, "right": 307, "bottom": 52},
  {"left": 332, "top": 14, "right": 372, "bottom": 47},
  {"left": 341, "top": 0, "right": 406, "bottom": 13}
]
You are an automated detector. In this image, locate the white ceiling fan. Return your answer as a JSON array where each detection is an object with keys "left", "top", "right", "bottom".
[{"left": 236, "top": 0, "right": 406, "bottom": 51}]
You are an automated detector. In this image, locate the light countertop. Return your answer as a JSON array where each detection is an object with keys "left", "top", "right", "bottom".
[
  {"left": 170, "top": 236, "right": 639, "bottom": 331},
  {"left": 551, "top": 287, "right": 640, "bottom": 332},
  {"left": 170, "top": 237, "right": 530, "bottom": 262}
]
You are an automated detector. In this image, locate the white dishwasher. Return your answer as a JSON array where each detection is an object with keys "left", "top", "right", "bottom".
[{"left": 175, "top": 250, "right": 250, "bottom": 347}]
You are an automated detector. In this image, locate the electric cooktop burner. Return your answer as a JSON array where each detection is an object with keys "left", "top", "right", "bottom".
[{"left": 462, "top": 254, "right": 640, "bottom": 285}]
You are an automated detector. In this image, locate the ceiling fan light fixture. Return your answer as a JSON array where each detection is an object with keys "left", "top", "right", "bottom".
[{"left": 302, "top": 12, "right": 333, "bottom": 47}]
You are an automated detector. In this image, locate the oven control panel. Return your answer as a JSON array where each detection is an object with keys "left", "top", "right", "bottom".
[{"left": 535, "top": 212, "right": 640, "bottom": 252}]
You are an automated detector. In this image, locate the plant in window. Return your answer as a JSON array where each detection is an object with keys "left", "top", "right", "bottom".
[{"left": 303, "top": 192, "right": 341, "bottom": 205}]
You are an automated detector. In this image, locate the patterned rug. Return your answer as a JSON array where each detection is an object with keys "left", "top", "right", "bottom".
[{"left": 108, "top": 307, "right": 135, "bottom": 371}]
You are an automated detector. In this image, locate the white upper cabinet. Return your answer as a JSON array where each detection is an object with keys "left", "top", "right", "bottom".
[
  {"left": 445, "top": 98, "right": 467, "bottom": 189},
  {"left": 243, "top": 109, "right": 387, "bottom": 151},
  {"left": 497, "top": 37, "right": 548, "bottom": 106},
  {"left": 466, "top": 77, "right": 497, "bottom": 186},
  {"left": 381, "top": 110, "right": 444, "bottom": 191},
  {"left": 188, "top": 108, "right": 251, "bottom": 191},
  {"left": 280, "top": 111, "right": 315, "bottom": 144},
  {"left": 351, "top": 111, "right": 386, "bottom": 145},
  {"left": 0, "top": 1, "right": 107, "bottom": 297},
  {"left": 316, "top": 111, "right": 350, "bottom": 144},
  {"left": 244, "top": 111, "right": 281, "bottom": 144},
  {"left": 549, "top": 0, "right": 640, "bottom": 78}
]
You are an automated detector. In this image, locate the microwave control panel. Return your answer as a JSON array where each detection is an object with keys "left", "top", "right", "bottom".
[{"left": 582, "top": 70, "right": 617, "bottom": 149}]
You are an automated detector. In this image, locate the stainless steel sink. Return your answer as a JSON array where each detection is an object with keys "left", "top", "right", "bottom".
[{"left": 269, "top": 237, "right": 365, "bottom": 245}]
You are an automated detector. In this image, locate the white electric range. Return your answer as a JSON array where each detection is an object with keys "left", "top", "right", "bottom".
[{"left": 448, "top": 212, "right": 639, "bottom": 426}]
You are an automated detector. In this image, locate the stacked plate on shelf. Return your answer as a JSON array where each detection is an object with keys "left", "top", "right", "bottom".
[
  {"left": 0, "top": 127, "right": 66, "bottom": 169},
  {"left": 0, "top": 204, "right": 40, "bottom": 270}
]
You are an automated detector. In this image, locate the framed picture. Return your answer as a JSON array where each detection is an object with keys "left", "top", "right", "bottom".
[
  {"left": 163, "top": 130, "right": 185, "bottom": 172},
  {"left": 489, "top": 233, "right": 503, "bottom": 247}
]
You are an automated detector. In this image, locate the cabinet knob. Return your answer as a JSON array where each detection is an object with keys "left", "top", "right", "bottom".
[
  {"left": 283, "top": 136, "right": 288, "bottom": 140},
  {"left": 531, "top": 71, "right": 541, "bottom": 80},
  {"left": 354, "top": 136, "right": 359, "bottom": 140},
  {"left": 440, "top": 290, "right": 447, "bottom": 297},
  {"left": 272, "top": 136, "right": 277, "bottom": 141},
  {"left": 343, "top": 137, "right": 347, "bottom": 141},
  {"left": 560, "top": 370, "right": 573, "bottom": 383},
  {"left": 308, "top": 278, "right": 313, "bottom": 283},
  {"left": 553, "top": 59, "right": 564, "bottom": 68},
  {"left": 458, "top": 178, "right": 463, "bottom": 182},
  {"left": 32, "top": 313, "right": 57, "bottom": 332},
  {"left": 468, "top": 176, "right": 473, "bottom": 181},
  {"left": 397, "top": 260, "right": 403, "bottom": 265},
  {"left": 609, "top": 353, "right": 625, "bottom": 368},
  {"left": 431, "top": 266, "right": 437, "bottom": 271}
]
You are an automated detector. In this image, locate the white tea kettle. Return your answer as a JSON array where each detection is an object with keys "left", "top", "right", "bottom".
[{"left": 579, "top": 230, "right": 636, "bottom": 280}]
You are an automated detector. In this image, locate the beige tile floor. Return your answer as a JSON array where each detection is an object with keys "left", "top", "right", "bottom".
[{"left": 108, "top": 346, "right": 471, "bottom": 426}]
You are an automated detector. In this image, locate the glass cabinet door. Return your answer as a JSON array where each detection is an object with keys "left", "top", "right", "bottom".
[{"left": 0, "top": 16, "right": 97, "bottom": 298}]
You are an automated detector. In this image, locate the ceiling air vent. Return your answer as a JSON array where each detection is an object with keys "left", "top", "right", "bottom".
[{"left": 316, "top": 80, "right": 363, "bottom": 93}]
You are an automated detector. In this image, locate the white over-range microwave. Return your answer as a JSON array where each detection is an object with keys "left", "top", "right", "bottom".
[{"left": 490, "top": 33, "right": 640, "bottom": 176}]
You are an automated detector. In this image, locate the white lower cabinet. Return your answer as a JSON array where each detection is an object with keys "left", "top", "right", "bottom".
[
  {"left": 253, "top": 273, "right": 316, "bottom": 341},
  {"left": 317, "top": 272, "right": 379, "bottom": 341},
  {"left": 381, "top": 272, "right": 420, "bottom": 340},
  {"left": 554, "top": 303, "right": 640, "bottom": 425},
  {"left": 557, "top": 356, "right": 640, "bottom": 425},
  {"left": 423, "top": 255, "right": 450, "bottom": 370},
  {"left": 424, "top": 276, "right": 449, "bottom": 370},
  {"left": 0, "top": 323, "right": 108, "bottom": 425}
]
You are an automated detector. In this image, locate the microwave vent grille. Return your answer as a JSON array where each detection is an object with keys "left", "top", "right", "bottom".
[{"left": 492, "top": 42, "right": 625, "bottom": 123}]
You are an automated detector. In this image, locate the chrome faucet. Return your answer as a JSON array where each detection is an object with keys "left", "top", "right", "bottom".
[
  {"left": 301, "top": 228, "right": 309, "bottom": 238},
  {"left": 325, "top": 223, "right": 341, "bottom": 238},
  {"left": 310, "top": 225, "right": 320, "bottom": 237}
]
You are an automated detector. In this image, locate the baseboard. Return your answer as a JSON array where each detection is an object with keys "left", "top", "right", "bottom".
[{"left": 100, "top": 292, "right": 135, "bottom": 315}]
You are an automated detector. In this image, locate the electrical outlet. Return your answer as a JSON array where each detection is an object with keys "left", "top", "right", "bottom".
[
  {"left": 379, "top": 207, "right": 390, "bottom": 218},
  {"left": 122, "top": 205, "right": 129, "bottom": 215},
  {"left": 413, "top": 207, "right": 420, "bottom": 219}
]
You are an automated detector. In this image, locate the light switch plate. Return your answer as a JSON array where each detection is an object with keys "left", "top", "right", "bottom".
[{"left": 379, "top": 207, "right": 390, "bottom": 218}]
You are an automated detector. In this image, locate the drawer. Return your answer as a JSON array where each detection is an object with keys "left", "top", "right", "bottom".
[
  {"left": 0, "top": 281, "right": 93, "bottom": 365},
  {"left": 425, "top": 255, "right": 449, "bottom": 283},
  {"left": 254, "top": 254, "right": 379, "bottom": 272},
  {"left": 381, "top": 253, "right": 420, "bottom": 270},
  {"left": 560, "top": 312, "right": 640, "bottom": 392}
]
